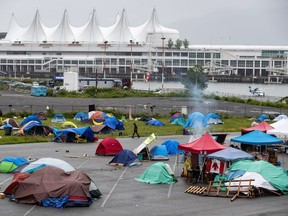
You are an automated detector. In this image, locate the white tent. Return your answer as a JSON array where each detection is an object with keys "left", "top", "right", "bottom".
[{"left": 268, "top": 119, "right": 288, "bottom": 138}]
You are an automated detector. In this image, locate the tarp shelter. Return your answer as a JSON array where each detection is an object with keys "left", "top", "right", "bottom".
[
  {"left": 135, "top": 162, "right": 177, "bottom": 184},
  {"left": 74, "top": 112, "right": 88, "bottom": 121},
  {"left": 229, "top": 160, "right": 288, "bottom": 194},
  {"left": 161, "top": 139, "right": 184, "bottom": 155},
  {"left": 54, "top": 126, "right": 94, "bottom": 143},
  {"left": 17, "top": 121, "right": 48, "bottom": 136},
  {"left": 205, "top": 113, "right": 223, "bottom": 124},
  {"left": 21, "top": 157, "right": 75, "bottom": 173},
  {"left": 0, "top": 157, "right": 29, "bottom": 173},
  {"left": 184, "top": 112, "right": 208, "bottom": 129},
  {"left": 206, "top": 147, "right": 253, "bottom": 162},
  {"left": 96, "top": 137, "right": 123, "bottom": 156},
  {"left": 104, "top": 116, "right": 125, "bottom": 130},
  {"left": 146, "top": 119, "right": 164, "bottom": 126},
  {"left": 241, "top": 121, "right": 273, "bottom": 134},
  {"left": 178, "top": 132, "right": 227, "bottom": 154},
  {"left": 109, "top": 149, "right": 141, "bottom": 167},
  {"left": 5, "top": 166, "right": 101, "bottom": 207},
  {"left": 51, "top": 114, "right": 66, "bottom": 123},
  {"left": 231, "top": 130, "right": 283, "bottom": 146},
  {"left": 21, "top": 115, "right": 42, "bottom": 126}
]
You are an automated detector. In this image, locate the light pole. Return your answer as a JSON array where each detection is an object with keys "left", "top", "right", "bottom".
[
  {"left": 161, "top": 37, "right": 165, "bottom": 89},
  {"left": 130, "top": 40, "right": 134, "bottom": 95},
  {"left": 103, "top": 41, "right": 108, "bottom": 78}
]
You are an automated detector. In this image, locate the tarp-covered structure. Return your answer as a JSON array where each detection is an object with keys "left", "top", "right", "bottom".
[
  {"left": 241, "top": 121, "right": 273, "bottom": 134},
  {"left": 17, "top": 121, "right": 49, "bottom": 136},
  {"left": 135, "top": 162, "right": 177, "bottom": 184},
  {"left": 21, "top": 115, "right": 42, "bottom": 126},
  {"left": 4, "top": 166, "right": 102, "bottom": 208},
  {"left": 178, "top": 132, "right": 227, "bottom": 154},
  {"left": 146, "top": 119, "right": 164, "bottom": 126},
  {"left": 52, "top": 126, "right": 94, "bottom": 143}
]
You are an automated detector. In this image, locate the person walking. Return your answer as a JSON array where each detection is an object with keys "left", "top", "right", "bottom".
[
  {"left": 0, "top": 109, "right": 3, "bottom": 123},
  {"left": 132, "top": 122, "right": 140, "bottom": 138}
]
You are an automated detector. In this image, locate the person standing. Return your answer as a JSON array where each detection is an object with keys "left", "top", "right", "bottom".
[
  {"left": 0, "top": 109, "right": 2, "bottom": 122},
  {"left": 132, "top": 122, "right": 140, "bottom": 138}
]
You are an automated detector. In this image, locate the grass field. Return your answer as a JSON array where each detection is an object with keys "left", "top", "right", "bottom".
[{"left": 0, "top": 116, "right": 253, "bottom": 145}]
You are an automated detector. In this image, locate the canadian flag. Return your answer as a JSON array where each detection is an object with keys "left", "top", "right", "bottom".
[
  {"left": 145, "top": 72, "right": 151, "bottom": 82},
  {"left": 205, "top": 159, "right": 225, "bottom": 174}
]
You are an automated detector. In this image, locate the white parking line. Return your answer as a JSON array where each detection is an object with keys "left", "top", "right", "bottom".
[
  {"left": 0, "top": 176, "right": 12, "bottom": 185},
  {"left": 23, "top": 205, "right": 36, "bottom": 216},
  {"left": 167, "top": 155, "right": 178, "bottom": 198},
  {"left": 101, "top": 167, "right": 127, "bottom": 208}
]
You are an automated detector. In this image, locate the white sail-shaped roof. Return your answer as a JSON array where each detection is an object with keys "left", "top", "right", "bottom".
[
  {"left": 46, "top": 10, "right": 75, "bottom": 42},
  {"left": 105, "top": 9, "right": 134, "bottom": 43},
  {"left": 131, "top": 8, "right": 179, "bottom": 44},
  {"left": 4, "top": 13, "right": 27, "bottom": 41},
  {"left": 21, "top": 10, "right": 47, "bottom": 42},
  {"left": 75, "top": 9, "right": 104, "bottom": 42}
]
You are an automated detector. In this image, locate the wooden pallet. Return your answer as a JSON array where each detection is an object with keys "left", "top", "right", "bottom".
[{"left": 185, "top": 186, "right": 207, "bottom": 195}]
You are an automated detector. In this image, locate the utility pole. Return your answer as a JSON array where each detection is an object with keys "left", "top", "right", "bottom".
[
  {"left": 130, "top": 40, "right": 134, "bottom": 95},
  {"left": 161, "top": 37, "right": 165, "bottom": 89},
  {"left": 103, "top": 41, "right": 108, "bottom": 78}
]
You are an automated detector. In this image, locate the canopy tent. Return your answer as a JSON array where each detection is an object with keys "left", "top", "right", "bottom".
[
  {"left": 109, "top": 149, "right": 141, "bottom": 167},
  {"left": 270, "top": 118, "right": 288, "bottom": 129},
  {"left": 268, "top": 119, "right": 288, "bottom": 138},
  {"left": 206, "top": 147, "right": 254, "bottom": 162},
  {"left": 178, "top": 132, "right": 227, "bottom": 154},
  {"left": 96, "top": 137, "right": 123, "bottom": 156},
  {"left": 5, "top": 166, "right": 102, "bottom": 207},
  {"left": 135, "top": 162, "right": 177, "bottom": 184},
  {"left": 0, "top": 157, "right": 29, "bottom": 173},
  {"left": 231, "top": 130, "right": 283, "bottom": 146},
  {"left": 241, "top": 121, "right": 273, "bottom": 134}
]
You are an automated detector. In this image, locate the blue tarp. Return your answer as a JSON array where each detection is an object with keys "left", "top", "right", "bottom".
[
  {"left": 150, "top": 145, "right": 168, "bottom": 157},
  {"left": 205, "top": 113, "right": 223, "bottom": 124},
  {"left": 184, "top": 112, "right": 208, "bottom": 128},
  {"left": 206, "top": 147, "right": 253, "bottom": 162},
  {"left": 1, "top": 156, "right": 28, "bottom": 166},
  {"left": 53, "top": 126, "right": 94, "bottom": 142},
  {"left": 21, "top": 115, "right": 42, "bottom": 126},
  {"left": 256, "top": 114, "right": 270, "bottom": 122},
  {"left": 161, "top": 139, "right": 184, "bottom": 155},
  {"left": 146, "top": 119, "right": 164, "bottom": 126},
  {"left": 109, "top": 149, "right": 141, "bottom": 167},
  {"left": 231, "top": 130, "right": 283, "bottom": 145},
  {"left": 104, "top": 116, "right": 125, "bottom": 130}
]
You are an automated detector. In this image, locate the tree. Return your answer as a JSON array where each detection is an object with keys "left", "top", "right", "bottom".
[
  {"left": 183, "top": 39, "right": 189, "bottom": 49},
  {"left": 167, "top": 38, "right": 173, "bottom": 49},
  {"left": 175, "top": 39, "right": 182, "bottom": 49},
  {"left": 181, "top": 65, "right": 208, "bottom": 92}
]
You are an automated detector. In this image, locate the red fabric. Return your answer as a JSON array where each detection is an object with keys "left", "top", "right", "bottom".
[
  {"left": 205, "top": 159, "right": 225, "bottom": 174},
  {"left": 178, "top": 132, "right": 227, "bottom": 154},
  {"left": 96, "top": 137, "right": 123, "bottom": 155},
  {"left": 241, "top": 121, "right": 273, "bottom": 133},
  {"left": 4, "top": 172, "right": 31, "bottom": 195}
]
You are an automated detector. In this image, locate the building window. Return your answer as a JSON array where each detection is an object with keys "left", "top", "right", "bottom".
[
  {"left": 197, "top": 60, "right": 204, "bottom": 66},
  {"left": 96, "top": 59, "right": 102, "bottom": 65},
  {"left": 213, "top": 53, "right": 220, "bottom": 59},
  {"left": 255, "top": 61, "right": 260, "bottom": 67},
  {"left": 238, "top": 60, "right": 245, "bottom": 67},
  {"left": 261, "top": 61, "right": 269, "bottom": 67},
  {"left": 173, "top": 59, "right": 180, "bottom": 66},
  {"left": 181, "top": 60, "right": 188, "bottom": 66},
  {"left": 205, "top": 53, "right": 211, "bottom": 58},
  {"left": 181, "top": 52, "right": 188, "bottom": 57},
  {"left": 119, "top": 59, "right": 125, "bottom": 65},
  {"left": 111, "top": 59, "right": 117, "bottom": 65},
  {"left": 189, "top": 52, "right": 196, "bottom": 58},
  {"left": 197, "top": 53, "right": 204, "bottom": 58},
  {"left": 246, "top": 61, "right": 253, "bottom": 67},
  {"left": 64, "top": 60, "right": 70, "bottom": 65},
  {"left": 221, "top": 60, "right": 229, "bottom": 66}
]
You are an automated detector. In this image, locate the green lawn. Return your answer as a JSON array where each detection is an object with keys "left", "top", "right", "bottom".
[{"left": 0, "top": 117, "right": 253, "bottom": 145}]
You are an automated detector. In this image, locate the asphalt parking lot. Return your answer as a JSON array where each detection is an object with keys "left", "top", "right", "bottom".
[{"left": 1, "top": 134, "right": 288, "bottom": 216}]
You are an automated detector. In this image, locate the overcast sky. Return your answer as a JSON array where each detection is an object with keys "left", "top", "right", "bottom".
[{"left": 0, "top": 0, "right": 287, "bottom": 45}]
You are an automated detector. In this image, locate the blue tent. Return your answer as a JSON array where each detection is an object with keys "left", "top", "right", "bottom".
[
  {"left": 109, "top": 149, "right": 141, "bottom": 167},
  {"left": 104, "top": 116, "right": 125, "bottom": 130},
  {"left": 150, "top": 145, "right": 169, "bottom": 158},
  {"left": 74, "top": 112, "right": 88, "bottom": 121},
  {"left": 205, "top": 113, "right": 223, "bottom": 124},
  {"left": 206, "top": 147, "right": 253, "bottom": 162},
  {"left": 51, "top": 114, "right": 66, "bottom": 123},
  {"left": 21, "top": 115, "right": 42, "bottom": 126},
  {"left": 231, "top": 130, "right": 283, "bottom": 146},
  {"left": 161, "top": 139, "right": 184, "bottom": 155},
  {"left": 53, "top": 126, "right": 94, "bottom": 143},
  {"left": 146, "top": 119, "right": 164, "bottom": 126},
  {"left": 184, "top": 112, "right": 208, "bottom": 128},
  {"left": 256, "top": 114, "right": 270, "bottom": 122}
]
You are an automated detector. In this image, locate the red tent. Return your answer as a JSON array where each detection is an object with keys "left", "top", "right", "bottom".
[
  {"left": 96, "top": 137, "right": 123, "bottom": 156},
  {"left": 178, "top": 132, "right": 227, "bottom": 154},
  {"left": 241, "top": 121, "right": 273, "bottom": 134}
]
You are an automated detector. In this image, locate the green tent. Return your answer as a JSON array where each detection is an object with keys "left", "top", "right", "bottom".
[
  {"left": 230, "top": 160, "right": 288, "bottom": 194},
  {"left": 135, "top": 162, "right": 177, "bottom": 184},
  {"left": 0, "top": 161, "right": 18, "bottom": 173}
]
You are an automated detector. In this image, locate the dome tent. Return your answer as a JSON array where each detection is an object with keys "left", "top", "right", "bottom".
[
  {"left": 109, "top": 149, "right": 141, "bottom": 167},
  {"left": 96, "top": 137, "right": 123, "bottom": 156}
]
